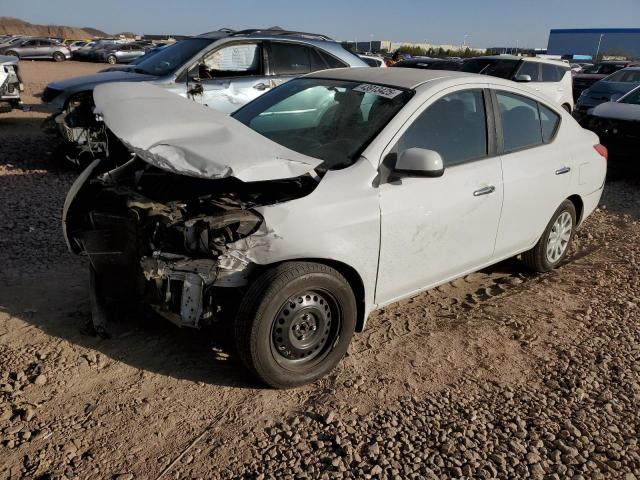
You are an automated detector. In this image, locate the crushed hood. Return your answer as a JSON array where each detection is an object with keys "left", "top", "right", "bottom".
[{"left": 93, "top": 82, "right": 322, "bottom": 182}]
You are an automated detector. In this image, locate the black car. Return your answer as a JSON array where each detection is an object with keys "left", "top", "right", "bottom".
[
  {"left": 579, "top": 86, "right": 640, "bottom": 157},
  {"left": 393, "top": 57, "right": 463, "bottom": 71},
  {"left": 572, "top": 61, "right": 632, "bottom": 99}
]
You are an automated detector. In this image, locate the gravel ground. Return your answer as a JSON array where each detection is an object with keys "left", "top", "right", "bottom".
[{"left": 0, "top": 61, "right": 638, "bottom": 479}]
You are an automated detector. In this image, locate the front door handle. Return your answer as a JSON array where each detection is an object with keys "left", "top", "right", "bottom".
[
  {"left": 473, "top": 185, "right": 496, "bottom": 197},
  {"left": 555, "top": 166, "right": 571, "bottom": 175},
  {"left": 253, "top": 82, "right": 271, "bottom": 91}
]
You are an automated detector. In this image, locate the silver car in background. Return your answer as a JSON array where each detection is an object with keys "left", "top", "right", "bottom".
[
  {"left": 97, "top": 43, "right": 147, "bottom": 64},
  {"left": 0, "top": 37, "right": 71, "bottom": 61}
]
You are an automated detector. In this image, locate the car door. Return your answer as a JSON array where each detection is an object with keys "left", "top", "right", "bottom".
[
  {"left": 193, "top": 41, "right": 268, "bottom": 113},
  {"left": 491, "top": 89, "right": 572, "bottom": 258},
  {"left": 40, "top": 40, "right": 56, "bottom": 58},
  {"left": 376, "top": 87, "right": 504, "bottom": 305},
  {"left": 18, "top": 39, "right": 39, "bottom": 58}
]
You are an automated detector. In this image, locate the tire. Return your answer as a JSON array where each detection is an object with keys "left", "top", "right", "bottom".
[
  {"left": 6, "top": 50, "right": 18, "bottom": 58},
  {"left": 522, "top": 200, "right": 577, "bottom": 273},
  {"left": 106, "top": 55, "right": 117, "bottom": 65},
  {"left": 53, "top": 52, "right": 65, "bottom": 62},
  {"left": 235, "top": 262, "right": 357, "bottom": 389}
]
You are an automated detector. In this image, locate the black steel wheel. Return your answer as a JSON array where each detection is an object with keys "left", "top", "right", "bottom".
[{"left": 235, "top": 262, "right": 357, "bottom": 388}]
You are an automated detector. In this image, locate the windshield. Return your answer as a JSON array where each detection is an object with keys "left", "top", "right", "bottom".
[
  {"left": 604, "top": 69, "right": 640, "bottom": 83},
  {"left": 133, "top": 38, "right": 214, "bottom": 76},
  {"left": 620, "top": 87, "right": 640, "bottom": 105},
  {"left": 460, "top": 58, "right": 520, "bottom": 79},
  {"left": 233, "top": 78, "right": 413, "bottom": 170}
]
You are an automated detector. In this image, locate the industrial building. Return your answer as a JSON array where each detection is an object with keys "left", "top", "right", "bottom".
[{"left": 547, "top": 28, "right": 640, "bottom": 59}]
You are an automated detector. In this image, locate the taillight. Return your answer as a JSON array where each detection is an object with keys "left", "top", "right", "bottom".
[{"left": 594, "top": 144, "right": 608, "bottom": 161}]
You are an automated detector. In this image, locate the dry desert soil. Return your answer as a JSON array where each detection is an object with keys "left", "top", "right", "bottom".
[{"left": 0, "top": 61, "right": 639, "bottom": 479}]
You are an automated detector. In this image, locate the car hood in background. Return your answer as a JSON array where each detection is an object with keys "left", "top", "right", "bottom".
[
  {"left": 93, "top": 82, "right": 322, "bottom": 182},
  {"left": 0, "top": 55, "right": 18, "bottom": 66},
  {"left": 590, "top": 101, "right": 640, "bottom": 121},
  {"left": 47, "top": 70, "right": 157, "bottom": 92}
]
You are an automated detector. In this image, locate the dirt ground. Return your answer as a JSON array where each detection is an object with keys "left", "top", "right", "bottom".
[{"left": 1, "top": 61, "right": 639, "bottom": 479}]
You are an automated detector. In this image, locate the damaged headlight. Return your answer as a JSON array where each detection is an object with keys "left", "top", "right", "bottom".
[{"left": 183, "top": 209, "right": 263, "bottom": 255}]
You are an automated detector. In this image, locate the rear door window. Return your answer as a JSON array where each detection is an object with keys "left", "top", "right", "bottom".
[
  {"left": 496, "top": 91, "right": 543, "bottom": 151},
  {"left": 270, "top": 43, "right": 312, "bottom": 75},
  {"left": 539, "top": 103, "right": 560, "bottom": 143}
]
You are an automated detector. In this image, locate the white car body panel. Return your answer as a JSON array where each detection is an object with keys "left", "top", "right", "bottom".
[{"left": 84, "top": 69, "right": 606, "bottom": 329}]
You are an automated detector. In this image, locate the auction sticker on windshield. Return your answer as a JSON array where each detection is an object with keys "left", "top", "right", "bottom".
[{"left": 353, "top": 84, "right": 403, "bottom": 99}]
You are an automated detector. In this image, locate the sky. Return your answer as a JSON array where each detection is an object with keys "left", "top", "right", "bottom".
[{"left": 2, "top": 0, "right": 640, "bottom": 48}]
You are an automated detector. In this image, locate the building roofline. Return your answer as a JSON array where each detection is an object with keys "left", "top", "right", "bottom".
[{"left": 550, "top": 28, "right": 640, "bottom": 34}]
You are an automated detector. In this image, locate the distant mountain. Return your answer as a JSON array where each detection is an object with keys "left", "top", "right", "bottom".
[
  {"left": 82, "top": 26, "right": 111, "bottom": 38},
  {"left": 0, "top": 17, "right": 110, "bottom": 39}
]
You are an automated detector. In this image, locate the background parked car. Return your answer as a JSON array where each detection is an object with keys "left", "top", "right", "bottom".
[
  {"left": 460, "top": 55, "right": 574, "bottom": 111},
  {"left": 392, "top": 57, "right": 463, "bottom": 71},
  {"left": 0, "top": 55, "right": 23, "bottom": 113},
  {"left": 575, "top": 67, "right": 640, "bottom": 118},
  {"left": 65, "top": 40, "right": 89, "bottom": 52},
  {"left": 99, "top": 43, "right": 173, "bottom": 72},
  {"left": 43, "top": 28, "right": 368, "bottom": 161},
  {"left": 570, "top": 62, "right": 593, "bottom": 74},
  {"left": 579, "top": 85, "right": 640, "bottom": 157},
  {"left": 72, "top": 39, "right": 118, "bottom": 60},
  {"left": 572, "top": 61, "right": 632, "bottom": 99},
  {"left": 0, "top": 37, "right": 71, "bottom": 61},
  {"left": 358, "top": 54, "right": 387, "bottom": 67},
  {"left": 97, "top": 42, "right": 147, "bottom": 64}
]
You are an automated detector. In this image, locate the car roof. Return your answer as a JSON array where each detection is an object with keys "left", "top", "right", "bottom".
[
  {"left": 473, "top": 55, "right": 568, "bottom": 67},
  {"left": 309, "top": 67, "right": 483, "bottom": 89}
]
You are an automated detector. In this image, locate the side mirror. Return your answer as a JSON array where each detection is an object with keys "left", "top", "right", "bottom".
[
  {"left": 514, "top": 74, "right": 532, "bottom": 82},
  {"left": 395, "top": 148, "right": 444, "bottom": 177}
]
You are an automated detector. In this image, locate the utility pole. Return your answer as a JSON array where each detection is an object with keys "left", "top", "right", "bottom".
[
  {"left": 370, "top": 34, "right": 373, "bottom": 53},
  {"left": 595, "top": 33, "right": 604, "bottom": 60}
]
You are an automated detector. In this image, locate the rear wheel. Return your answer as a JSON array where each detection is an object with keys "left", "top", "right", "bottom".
[
  {"left": 235, "top": 262, "right": 357, "bottom": 388},
  {"left": 106, "top": 55, "right": 117, "bottom": 65},
  {"left": 521, "top": 200, "right": 576, "bottom": 272},
  {"left": 53, "top": 51, "right": 65, "bottom": 62}
]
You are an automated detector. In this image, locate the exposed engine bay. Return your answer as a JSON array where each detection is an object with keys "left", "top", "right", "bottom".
[
  {"left": 0, "top": 57, "right": 23, "bottom": 113},
  {"left": 52, "top": 93, "right": 111, "bottom": 162},
  {"left": 65, "top": 157, "right": 319, "bottom": 331}
]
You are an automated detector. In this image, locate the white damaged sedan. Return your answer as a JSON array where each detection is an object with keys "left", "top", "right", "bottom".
[{"left": 64, "top": 68, "right": 607, "bottom": 388}]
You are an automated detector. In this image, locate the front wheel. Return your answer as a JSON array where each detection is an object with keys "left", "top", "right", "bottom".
[
  {"left": 53, "top": 52, "right": 65, "bottom": 62},
  {"left": 522, "top": 200, "right": 577, "bottom": 272},
  {"left": 106, "top": 55, "right": 117, "bottom": 65},
  {"left": 235, "top": 262, "right": 357, "bottom": 388}
]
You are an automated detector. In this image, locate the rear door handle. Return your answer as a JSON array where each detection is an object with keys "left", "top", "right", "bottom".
[
  {"left": 555, "top": 166, "right": 571, "bottom": 175},
  {"left": 473, "top": 185, "right": 496, "bottom": 197}
]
